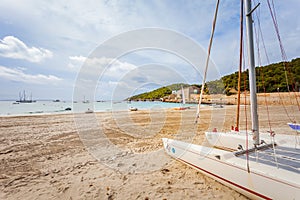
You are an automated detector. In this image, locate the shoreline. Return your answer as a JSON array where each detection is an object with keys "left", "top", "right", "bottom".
[
  {"left": 1, "top": 92, "right": 298, "bottom": 117},
  {"left": 128, "top": 92, "right": 300, "bottom": 106},
  {"left": 0, "top": 101, "right": 196, "bottom": 117}
]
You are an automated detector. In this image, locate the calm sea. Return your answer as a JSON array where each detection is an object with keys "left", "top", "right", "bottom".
[{"left": 0, "top": 101, "right": 197, "bottom": 116}]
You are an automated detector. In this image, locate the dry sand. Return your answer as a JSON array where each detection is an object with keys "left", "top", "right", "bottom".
[{"left": 0, "top": 101, "right": 299, "bottom": 199}]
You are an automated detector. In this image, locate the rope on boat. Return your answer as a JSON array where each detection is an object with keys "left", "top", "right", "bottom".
[
  {"left": 236, "top": 0, "right": 244, "bottom": 132},
  {"left": 267, "top": 0, "right": 300, "bottom": 112},
  {"left": 252, "top": 3, "right": 274, "bottom": 134},
  {"left": 252, "top": 1, "right": 279, "bottom": 166},
  {"left": 252, "top": 0, "right": 300, "bottom": 164}
]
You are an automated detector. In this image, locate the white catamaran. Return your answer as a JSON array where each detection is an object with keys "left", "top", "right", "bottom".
[
  {"left": 162, "top": 0, "right": 300, "bottom": 199},
  {"left": 205, "top": 1, "right": 300, "bottom": 151}
]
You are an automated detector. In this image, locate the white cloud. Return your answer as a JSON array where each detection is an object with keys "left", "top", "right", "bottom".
[
  {"left": 68, "top": 55, "right": 87, "bottom": 69},
  {"left": 0, "top": 65, "right": 62, "bottom": 84},
  {"left": 68, "top": 55, "right": 137, "bottom": 77},
  {"left": 1, "top": 1, "right": 299, "bottom": 70},
  {"left": 69, "top": 55, "right": 87, "bottom": 62},
  {"left": 0, "top": 36, "right": 53, "bottom": 63}
]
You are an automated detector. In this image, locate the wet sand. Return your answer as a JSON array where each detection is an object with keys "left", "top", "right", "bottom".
[{"left": 0, "top": 101, "right": 299, "bottom": 199}]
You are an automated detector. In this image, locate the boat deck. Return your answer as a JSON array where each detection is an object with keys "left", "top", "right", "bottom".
[{"left": 236, "top": 146, "right": 300, "bottom": 174}]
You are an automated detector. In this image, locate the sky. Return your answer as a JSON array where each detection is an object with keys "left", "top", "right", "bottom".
[{"left": 0, "top": 0, "right": 299, "bottom": 101}]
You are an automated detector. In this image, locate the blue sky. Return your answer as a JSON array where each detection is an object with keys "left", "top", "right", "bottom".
[{"left": 0, "top": 0, "right": 299, "bottom": 101}]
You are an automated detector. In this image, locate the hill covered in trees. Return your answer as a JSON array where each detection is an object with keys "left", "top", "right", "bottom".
[
  {"left": 128, "top": 83, "right": 190, "bottom": 101},
  {"left": 207, "top": 57, "right": 300, "bottom": 95},
  {"left": 128, "top": 58, "right": 300, "bottom": 100}
]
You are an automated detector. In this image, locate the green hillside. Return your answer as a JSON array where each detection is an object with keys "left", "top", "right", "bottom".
[
  {"left": 128, "top": 58, "right": 300, "bottom": 100},
  {"left": 200, "top": 58, "right": 300, "bottom": 95},
  {"left": 128, "top": 83, "right": 191, "bottom": 101},
  {"left": 129, "top": 86, "right": 172, "bottom": 101}
]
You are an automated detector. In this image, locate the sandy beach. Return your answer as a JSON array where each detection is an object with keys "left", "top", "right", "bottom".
[{"left": 0, "top": 99, "right": 299, "bottom": 199}]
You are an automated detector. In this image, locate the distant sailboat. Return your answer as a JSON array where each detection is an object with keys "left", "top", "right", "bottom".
[
  {"left": 16, "top": 90, "right": 36, "bottom": 103},
  {"left": 82, "top": 96, "right": 90, "bottom": 103},
  {"left": 174, "top": 85, "right": 189, "bottom": 110},
  {"left": 181, "top": 85, "right": 186, "bottom": 106}
]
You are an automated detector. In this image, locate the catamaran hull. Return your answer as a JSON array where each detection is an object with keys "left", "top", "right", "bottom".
[
  {"left": 288, "top": 123, "right": 300, "bottom": 132},
  {"left": 162, "top": 138, "right": 300, "bottom": 200}
]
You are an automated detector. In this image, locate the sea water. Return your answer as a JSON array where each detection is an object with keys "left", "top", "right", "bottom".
[{"left": 0, "top": 101, "right": 197, "bottom": 116}]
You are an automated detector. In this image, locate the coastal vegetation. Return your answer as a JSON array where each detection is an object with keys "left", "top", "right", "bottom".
[
  {"left": 129, "top": 86, "right": 172, "bottom": 101},
  {"left": 128, "top": 58, "right": 300, "bottom": 100},
  {"left": 206, "top": 58, "right": 300, "bottom": 95},
  {"left": 128, "top": 83, "right": 190, "bottom": 101}
]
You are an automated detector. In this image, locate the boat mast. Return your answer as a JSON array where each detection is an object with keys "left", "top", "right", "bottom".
[
  {"left": 236, "top": 0, "right": 244, "bottom": 130},
  {"left": 195, "top": 0, "right": 220, "bottom": 123},
  {"left": 181, "top": 85, "right": 186, "bottom": 105},
  {"left": 23, "top": 90, "right": 26, "bottom": 101},
  {"left": 245, "top": 0, "right": 259, "bottom": 145}
]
